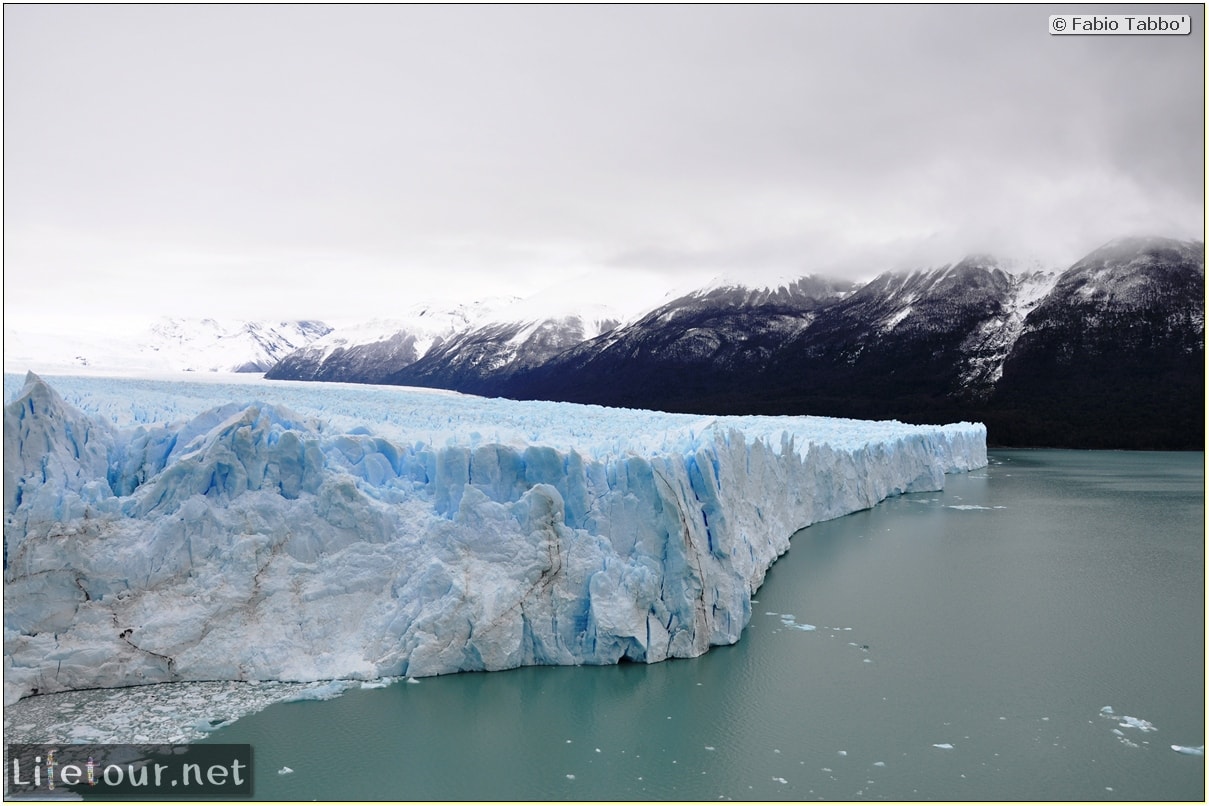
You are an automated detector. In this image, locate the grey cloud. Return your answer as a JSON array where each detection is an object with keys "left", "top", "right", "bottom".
[{"left": 4, "top": 3, "right": 1203, "bottom": 329}]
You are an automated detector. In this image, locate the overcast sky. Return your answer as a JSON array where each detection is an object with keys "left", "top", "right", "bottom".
[{"left": 5, "top": 4, "right": 1204, "bottom": 333}]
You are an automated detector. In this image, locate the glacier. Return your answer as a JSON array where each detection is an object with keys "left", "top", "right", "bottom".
[{"left": 3, "top": 372, "right": 986, "bottom": 706}]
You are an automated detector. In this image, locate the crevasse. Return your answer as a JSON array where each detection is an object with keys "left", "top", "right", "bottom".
[{"left": 3, "top": 373, "right": 986, "bottom": 705}]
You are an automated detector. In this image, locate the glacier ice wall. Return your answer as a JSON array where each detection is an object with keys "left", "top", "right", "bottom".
[{"left": 4, "top": 373, "right": 986, "bottom": 705}]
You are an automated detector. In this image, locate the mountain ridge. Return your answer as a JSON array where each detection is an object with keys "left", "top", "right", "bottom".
[
  {"left": 6, "top": 236, "right": 1202, "bottom": 449},
  {"left": 270, "top": 235, "right": 1202, "bottom": 449}
]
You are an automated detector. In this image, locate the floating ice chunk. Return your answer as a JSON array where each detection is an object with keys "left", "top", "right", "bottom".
[
  {"left": 407, "top": 677, "right": 420, "bottom": 684},
  {"left": 793, "top": 624, "right": 816, "bottom": 631},
  {"left": 932, "top": 743, "right": 954, "bottom": 750},
  {"left": 1100, "top": 706, "right": 1115, "bottom": 715},
  {"left": 565, "top": 774, "right": 576, "bottom": 780},
  {"left": 946, "top": 504, "right": 995, "bottom": 510},
  {"left": 360, "top": 679, "right": 392, "bottom": 689},
  {"left": 837, "top": 750, "right": 847, "bottom": 756},
  {"left": 704, "top": 746, "right": 715, "bottom": 751},
  {"left": 1172, "top": 745, "right": 1205, "bottom": 756},
  {"left": 772, "top": 777, "right": 788, "bottom": 784},
  {"left": 278, "top": 766, "right": 294, "bottom": 775},
  {"left": 873, "top": 761, "right": 886, "bottom": 767},
  {"left": 281, "top": 681, "right": 352, "bottom": 702},
  {"left": 1119, "top": 716, "right": 1157, "bottom": 732}
]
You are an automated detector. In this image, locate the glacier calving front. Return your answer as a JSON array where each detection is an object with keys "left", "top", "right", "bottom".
[{"left": 3, "top": 374, "right": 986, "bottom": 705}]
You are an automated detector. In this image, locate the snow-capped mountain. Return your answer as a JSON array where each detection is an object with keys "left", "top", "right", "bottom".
[
  {"left": 989, "top": 236, "right": 1204, "bottom": 447},
  {"left": 482, "top": 275, "right": 859, "bottom": 408},
  {"left": 492, "top": 237, "right": 1202, "bottom": 449},
  {"left": 265, "top": 294, "right": 626, "bottom": 386},
  {"left": 5, "top": 318, "right": 332, "bottom": 375},
  {"left": 381, "top": 313, "right": 620, "bottom": 393},
  {"left": 257, "top": 236, "right": 1202, "bottom": 448},
  {"left": 263, "top": 299, "right": 507, "bottom": 384},
  {"left": 387, "top": 276, "right": 854, "bottom": 395}
]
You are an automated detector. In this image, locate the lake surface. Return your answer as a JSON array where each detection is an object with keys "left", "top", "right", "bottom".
[{"left": 194, "top": 449, "right": 1204, "bottom": 800}]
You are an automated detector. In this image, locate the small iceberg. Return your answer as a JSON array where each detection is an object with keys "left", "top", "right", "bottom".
[
  {"left": 278, "top": 766, "right": 294, "bottom": 775},
  {"left": 1119, "top": 715, "right": 1157, "bottom": 732},
  {"left": 1101, "top": 706, "right": 1158, "bottom": 735},
  {"left": 1172, "top": 745, "right": 1205, "bottom": 756},
  {"left": 933, "top": 743, "right": 954, "bottom": 750},
  {"left": 360, "top": 679, "right": 391, "bottom": 689}
]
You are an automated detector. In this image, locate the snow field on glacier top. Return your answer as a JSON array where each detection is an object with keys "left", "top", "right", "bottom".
[{"left": 2, "top": 372, "right": 984, "bottom": 463}]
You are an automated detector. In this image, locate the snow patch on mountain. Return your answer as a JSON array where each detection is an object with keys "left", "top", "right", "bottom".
[
  {"left": 882, "top": 305, "right": 914, "bottom": 331},
  {"left": 959, "top": 269, "right": 1061, "bottom": 389}
]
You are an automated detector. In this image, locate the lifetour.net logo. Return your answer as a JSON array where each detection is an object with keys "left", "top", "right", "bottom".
[{"left": 6, "top": 744, "right": 253, "bottom": 799}]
